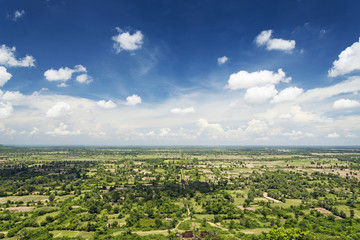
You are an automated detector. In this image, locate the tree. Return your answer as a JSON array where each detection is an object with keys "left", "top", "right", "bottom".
[{"left": 263, "top": 227, "right": 309, "bottom": 240}]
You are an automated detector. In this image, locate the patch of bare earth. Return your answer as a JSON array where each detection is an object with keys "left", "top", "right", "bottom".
[
  {"left": 7, "top": 207, "right": 34, "bottom": 212},
  {"left": 263, "top": 192, "right": 282, "bottom": 203},
  {"left": 314, "top": 208, "right": 332, "bottom": 214}
]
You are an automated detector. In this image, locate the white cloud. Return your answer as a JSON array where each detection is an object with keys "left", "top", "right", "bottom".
[
  {"left": 328, "top": 38, "right": 360, "bottom": 77},
  {"left": 112, "top": 28, "right": 143, "bottom": 53},
  {"left": 0, "top": 45, "right": 35, "bottom": 67},
  {"left": 76, "top": 74, "right": 92, "bottom": 84},
  {"left": 0, "top": 91, "right": 23, "bottom": 101},
  {"left": 226, "top": 68, "right": 291, "bottom": 90},
  {"left": 333, "top": 99, "right": 360, "bottom": 109},
  {"left": 245, "top": 85, "right": 278, "bottom": 104},
  {"left": 255, "top": 30, "right": 295, "bottom": 52},
  {"left": 217, "top": 56, "right": 228, "bottom": 65},
  {"left": 327, "top": 132, "right": 340, "bottom": 138},
  {"left": 44, "top": 64, "right": 87, "bottom": 82},
  {"left": 97, "top": 100, "right": 117, "bottom": 109},
  {"left": 197, "top": 118, "right": 225, "bottom": 138},
  {"left": 12, "top": 10, "right": 25, "bottom": 21},
  {"left": 255, "top": 30, "right": 272, "bottom": 46},
  {"left": 271, "top": 87, "right": 303, "bottom": 103},
  {"left": 29, "top": 127, "right": 39, "bottom": 136},
  {"left": 125, "top": 94, "right": 142, "bottom": 106},
  {"left": 57, "top": 83, "right": 68, "bottom": 88},
  {"left": 245, "top": 119, "right": 268, "bottom": 134},
  {"left": 46, "top": 123, "right": 81, "bottom": 136},
  {"left": 46, "top": 102, "right": 72, "bottom": 118},
  {"left": 283, "top": 130, "right": 303, "bottom": 140},
  {"left": 159, "top": 128, "right": 171, "bottom": 137},
  {"left": 290, "top": 105, "right": 327, "bottom": 123},
  {"left": 0, "top": 66, "right": 12, "bottom": 87},
  {"left": 0, "top": 102, "right": 13, "bottom": 119},
  {"left": 299, "top": 77, "right": 360, "bottom": 102},
  {"left": 171, "top": 106, "right": 195, "bottom": 114}
]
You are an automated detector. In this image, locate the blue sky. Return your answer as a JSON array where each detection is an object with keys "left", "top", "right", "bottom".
[{"left": 1, "top": 0, "right": 360, "bottom": 145}]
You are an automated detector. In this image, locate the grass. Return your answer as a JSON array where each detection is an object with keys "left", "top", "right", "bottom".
[
  {"left": 0, "top": 195, "right": 49, "bottom": 204},
  {"left": 51, "top": 230, "right": 94, "bottom": 239},
  {"left": 36, "top": 211, "right": 59, "bottom": 224}
]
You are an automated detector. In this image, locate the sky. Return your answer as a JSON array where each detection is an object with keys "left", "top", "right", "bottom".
[{"left": 1, "top": 0, "right": 360, "bottom": 146}]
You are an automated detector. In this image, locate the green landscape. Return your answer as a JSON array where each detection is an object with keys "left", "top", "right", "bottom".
[{"left": 0, "top": 146, "right": 360, "bottom": 239}]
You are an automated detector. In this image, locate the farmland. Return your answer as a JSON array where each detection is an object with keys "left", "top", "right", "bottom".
[{"left": 0, "top": 146, "right": 360, "bottom": 239}]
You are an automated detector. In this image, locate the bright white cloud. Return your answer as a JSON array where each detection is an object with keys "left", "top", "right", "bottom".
[
  {"left": 0, "top": 91, "right": 23, "bottom": 101},
  {"left": 0, "top": 102, "right": 13, "bottom": 119},
  {"left": 328, "top": 38, "right": 360, "bottom": 77},
  {"left": 327, "top": 132, "right": 340, "bottom": 138},
  {"left": 333, "top": 99, "right": 360, "bottom": 109},
  {"left": 112, "top": 28, "right": 143, "bottom": 53},
  {"left": 159, "top": 128, "right": 171, "bottom": 137},
  {"left": 0, "top": 66, "right": 12, "bottom": 87},
  {"left": 46, "top": 123, "right": 81, "bottom": 136},
  {"left": 290, "top": 105, "right": 327, "bottom": 123},
  {"left": 245, "top": 85, "right": 278, "bottom": 104},
  {"left": 46, "top": 102, "right": 72, "bottom": 118},
  {"left": 171, "top": 107, "right": 195, "bottom": 114},
  {"left": 226, "top": 68, "right": 291, "bottom": 90},
  {"left": 197, "top": 118, "right": 225, "bottom": 138},
  {"left": 0, "top": 45, "right": 35, "bottom": 67},
  {"left": 125, "top": 94, "right": 142, "bottom": 106},
  {"left": 245, "top": 119, "right": 268, "bottom": 134},
  {"left": 76, "top": 74, "right": 92, "bottom": 84},
  {"left": 255, "top": 30, "right": 295, "bottom": 52},
  {"left": 12, "top": 10, "right": 25, "bottom": 21},
  {"left": 299, "top": 77, "right": 360, "bottom": 102},
  {"left": 217, "top": 56, "right": 228, "bottom": 65},
  {"left": 97, "top": 100, "right": 117, "bottom": 109},
  {"left": 271, "top": 87, "right": 303, "bottom": 103},
  {"left": 44, "top": 65, "right": 87, "bottom": 82}
]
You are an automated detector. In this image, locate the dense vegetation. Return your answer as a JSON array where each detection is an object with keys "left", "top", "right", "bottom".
[{"left": 0, "top": 146, "right": 359, "bottom": 239}]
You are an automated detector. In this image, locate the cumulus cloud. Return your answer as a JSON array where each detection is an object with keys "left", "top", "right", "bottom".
[
  {"left": 97, "top": 100, "right": 117, "bottom": 109},
  {"left": 76, "top": 74, "right": 92, "bottom": 84},
  {"left": 217, "top": 56, "right": 228, "bottom": 65},
  {"left": 0, "top": 102, "right": 13, "bottom": 119},
  {"left": 255, "top": 30, "right": 295, "bottom": 52},
  {"left": 112, "top": 28, "right": 143, "bottom": 53},
  {"left": 197, "top": 118, "right": 225, "bottom": 138},
  {"left": 171, "top": 107, "right": 195, "bottom": 114},
  {"left": 0, "top": 45, "right": 35, "bottom": 67},
  {"left": 271, "top": 87, "right": 303, "bottom": 103},
  {"left": 333, "top": 99, "right": 360, "bottom": 109},
  {"left": 0, "top": 90, "right": 23, "bottom": 101},
  {"left": 245, "top": 119, "right": 268, "bottom": 134},
  {"left": 327, "top": 132, "right": 340, "bottom": 138},
  {"left": 44, "top": 65, "right": 87, "bottom": 82},
  {"left": 0, "top": 66, "right": 12, "bottom": 87},
  {"left": 46, "top": 102, "right": 72, "bottom": 118},
  {"left": 245, "top": 85, "right": 278, "bottom": 104},
  {"left": 46, "top": 123, "right": 81, "bottom": 136},
  {"left": 12, "top": 10, "right": 25, "bottom": 21},
  {"left": 124, "top": 94, "right": 142, "bottom": 106},
  {"left": 226, "top": 68, "right": 291, "bottom": 90},
  {"left": 328, "top": 38, "right": 360, "bottom": 77}
]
